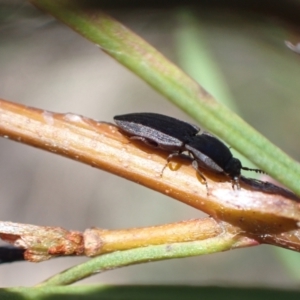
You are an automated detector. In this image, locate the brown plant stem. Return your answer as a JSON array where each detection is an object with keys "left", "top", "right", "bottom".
[
  {"left": 1, "top": 98, "right": 300, "bottom": 254},
  {"left": 0, "top": 219, "right": 254, "bottom": 262}
]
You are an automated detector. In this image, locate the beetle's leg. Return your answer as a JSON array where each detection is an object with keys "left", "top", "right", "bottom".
[
  {"left": 231, "top": 176, "right": 241, "bottom": 190},
  {"left": 160, "top": 152, "right": 181, "bottom": 176},
  {"left": 191, "top": 160, "right": 209, "bottom": 195}
]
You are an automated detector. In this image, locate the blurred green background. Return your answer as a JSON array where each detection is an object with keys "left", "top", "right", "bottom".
[{"left": 0, "top": 0, "right": 300, "bottom": 288}]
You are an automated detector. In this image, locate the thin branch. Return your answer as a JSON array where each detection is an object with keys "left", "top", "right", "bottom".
[
  {"left": 0, "top": 246, "right": 25, "bottom": 264},
  {"left": 1, "top": 98, "right": 300, "bottom": 255}
]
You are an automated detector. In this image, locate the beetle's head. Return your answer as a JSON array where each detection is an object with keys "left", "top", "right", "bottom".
[{"left": 224, "top": 157, "right": 242, "bottom": 179}]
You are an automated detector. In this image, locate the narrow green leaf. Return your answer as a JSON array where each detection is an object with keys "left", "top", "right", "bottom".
[{"left": 38, "top": 237, "right": 236, "bottom": 286}]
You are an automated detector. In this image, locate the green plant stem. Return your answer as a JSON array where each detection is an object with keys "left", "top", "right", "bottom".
[
  {"left": 37, "top": 236, "right": 238, "bottom": 286},
  {"left": 29, "top": 0, "right": 300, "bottom": 195}
]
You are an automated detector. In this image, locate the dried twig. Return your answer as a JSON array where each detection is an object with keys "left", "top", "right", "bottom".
[{"left": 1, "top": 98, "right": 300, "bottom": 261}]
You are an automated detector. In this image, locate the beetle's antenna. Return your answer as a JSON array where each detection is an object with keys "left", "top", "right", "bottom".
[{"left": 242, "top": 167, "right": 265, "bottom": 174}]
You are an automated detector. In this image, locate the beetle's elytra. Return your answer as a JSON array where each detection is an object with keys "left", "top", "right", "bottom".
[
  {"left": 114, "top": 113, "right": 199, "bottom": 151},
  {"left": 114, "top": 112, "right": 263, "bottom": 190}
]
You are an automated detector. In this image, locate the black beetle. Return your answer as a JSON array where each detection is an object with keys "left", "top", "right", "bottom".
[
  {"left": 114, "top": 113, "right": 199, "bottom": 151},
  {"left": 114, "top": 112, "right": 263, "bottom": 190}
]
